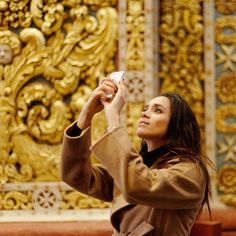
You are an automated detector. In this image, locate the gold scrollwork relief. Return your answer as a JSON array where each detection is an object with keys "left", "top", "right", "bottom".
[
  {"left": 61, "top": 191, "right": 110, "bottom": 209},
  {"left": 216, "top": 16, "right": 236, "bottom": 45},
  {"left": 216, "top": 73, "right": 236, "bottom": 103},
  {"left": 216, "top": 105, "right": 236, "bottom": 133},
  {"left": 0, "top": 1, "right": 118, "bottom": 184},
  {"left": 126, "top": 0, "right": 144, "bottom": 70},
  {"left": 0, "top": 191, "right": 32, "bottom": 210},
  {"left": 159, "top": 0, "right": 204, "bottom": 127}
]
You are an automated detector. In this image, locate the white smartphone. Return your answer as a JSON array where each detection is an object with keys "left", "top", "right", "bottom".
[
  {"left": 109, "top": 71, "right": 125, "bottom": 83},
  {"left": 106, "top": 71, "right": 125, "bottom": 98}
]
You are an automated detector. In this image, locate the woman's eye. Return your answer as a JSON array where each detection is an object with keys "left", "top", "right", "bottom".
[{"left": 154, "top": 108, "right": 161, "bottom": 113}]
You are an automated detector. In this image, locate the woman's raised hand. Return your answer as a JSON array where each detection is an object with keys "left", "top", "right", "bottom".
[
  {"left": 101, "top": 80, "right": 127, "bottom": 128},
  {"left": 77, "top": 78, "right": 117, "bottom": 129}
]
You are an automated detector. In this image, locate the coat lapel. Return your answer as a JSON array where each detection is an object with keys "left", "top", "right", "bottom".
[{"left": 110, "top": 192, "right": 134, "bottom": 232}]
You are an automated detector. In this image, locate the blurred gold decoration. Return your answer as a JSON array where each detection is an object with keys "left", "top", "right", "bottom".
[
  {"left": 0, "top": 1, "right": 118, "bottom": 185},
  {"left": 0, "top": 0, "right": 31, "bottom": 29},
  {"left": 61, "top": 190, "right": 110, "bottom": 209},
  {"left": 126, "top": 0, "right": 144, "bottom": 70},
  {"left": 216, "top": 105, "right": 236, "bottom": 133},
  {"left": 217, "top": 135, "right": 236, "bottom": 163},
  {"left": 127, "top": 102, "right": 143, "bottom": 149},
  {"left": 92, "top": 112, "right": 107, "bottom": 143},
  {"left": 216, "top": 73, "right": 236, "bottom": 103},
  {"left": 216, "top": 45, "right": 236, "bottom": 72},
  {"left": 83, "top": 0, "right": 117, "bottom": 11},
  {"left": 69, "top": 85, "right": 93, "bottom": 115},
  {"left": 159, "top": 0, "right": 204, "bottom": 127},
  {"left": 0, "top": 191, "right": 32, "bottom": 210},
  {"left": 216, "top": 16, "right": 236, "bottom": 44},
  {"left": 215, "top": 0, "right": 236, "bottom": 14},
  {"left": 218, "top": 165, "right": 236, "bottom": 194},
  {"left": 220, "top": 194, "right": 236, "bottom": 207}
]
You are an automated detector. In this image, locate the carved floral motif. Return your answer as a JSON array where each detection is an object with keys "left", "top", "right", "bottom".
[
  {"left": 159, "top": 0, "right": 204, "bottom": 127},
  {"left": 216, "top": 73, "right": 236, "bottom": 103}
]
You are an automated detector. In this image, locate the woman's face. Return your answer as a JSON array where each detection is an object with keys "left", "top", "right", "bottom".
[
  {"left": 136, "top": 96, "right": 172, "bottom": 149},
  {"left": 0, "top": 44, "right": 13, "bottom": 65}
]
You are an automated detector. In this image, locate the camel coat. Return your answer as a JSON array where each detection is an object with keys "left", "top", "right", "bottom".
[{"left": 61, "top": 122, "right": 206, "bottom": 236}]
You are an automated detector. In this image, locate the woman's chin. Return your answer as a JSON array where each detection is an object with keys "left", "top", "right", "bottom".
[{"left": 136, "top": 129, "right": 148, "bottom": 139}]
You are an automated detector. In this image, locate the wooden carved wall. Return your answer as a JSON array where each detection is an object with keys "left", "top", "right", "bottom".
[{"left": 0, "top": 0, "right": 235, "bottom": 221}]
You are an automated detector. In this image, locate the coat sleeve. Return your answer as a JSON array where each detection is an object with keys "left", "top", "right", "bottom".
[
  {"left": 91, "top": 126, "right": 206, "bottom": 209},
  {"left": 60, "top": 122, "right": 114, "bottom": 202}
]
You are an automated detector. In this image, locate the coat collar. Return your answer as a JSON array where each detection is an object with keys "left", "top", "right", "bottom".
[{"left": 140, "top": 144, "right": 169, "bottom": 167}]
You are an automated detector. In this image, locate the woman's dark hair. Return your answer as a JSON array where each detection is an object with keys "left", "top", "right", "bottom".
[{"left": 140, "top": 92, "right": 212, "bottom": 217}]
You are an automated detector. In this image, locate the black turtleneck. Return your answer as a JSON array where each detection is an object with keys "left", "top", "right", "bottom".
[{"left": 140, "top": 145, "right": 169, "bottom": 167}]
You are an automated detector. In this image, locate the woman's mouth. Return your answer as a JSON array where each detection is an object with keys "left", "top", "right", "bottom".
[{"left": 138, "top": 120, "right": 149, "bottom": 126}]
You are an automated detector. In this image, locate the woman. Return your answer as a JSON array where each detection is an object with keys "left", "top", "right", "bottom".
[{"left": 61, "top": 78, "right": 211, "bottom": 236}]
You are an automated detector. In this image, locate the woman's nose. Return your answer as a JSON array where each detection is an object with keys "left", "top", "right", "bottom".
[{"left": 141, "top": 110, "right": 150, "bottom": 118}]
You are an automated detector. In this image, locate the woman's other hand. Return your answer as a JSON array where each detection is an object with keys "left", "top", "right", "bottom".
[
  {"left": 101, "top": 80, "right": 127, "bottom": 128},
  {"left": 77, "top": 78, "right": 117, "bottom": 129}
]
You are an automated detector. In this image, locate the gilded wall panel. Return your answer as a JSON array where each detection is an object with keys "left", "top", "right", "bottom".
[
  {"left": 0, "top": 0, "right": 118, "bottom": 220},
  {"left": 215, "top": 1, "right": 236, "bottom": 207},
  {"left": 159, "top": 0, "right": 204, "bottom": 127}
]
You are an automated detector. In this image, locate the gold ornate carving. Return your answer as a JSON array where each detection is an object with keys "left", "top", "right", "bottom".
[
  {"left": 61, "top": 190, "right": 110, "bottom": 209},
  {"left": 0, "top": 0, "right": 31, "bottom": 29},
  {"left": 0, "top": 184, "right": 109, "bottom": 211},
  {"left": 218, "top": 165, "right": 236, "bottom": 194},
  {"left": 0, "top": 191, "right": 32, "bottom": 210},
  {"left": 216, "top": 73, "right": 236, "bottom": 103},
  {"left": 0, "top": 1, "right": 118, "bottom": 185},
  {"left": 127, "top": 102, "right": 143, "bottom": 149},
  {"left": 216, "top": 16, "right": 236, "bottom": 44},
  {"left": 215, "top": 0, "right": 236, "bottom": 14},
  {"left": 31, "top": 0, "right": 64, "bottom": 35},
  {"left": 216, "top": 105, "right": 236, "bottom": 133},
  {"left": 126, "top": 0, "right": 144, "bottom": 70},
  {"left": 159, "top": 0, "right": 204, "bottom": 127}
]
